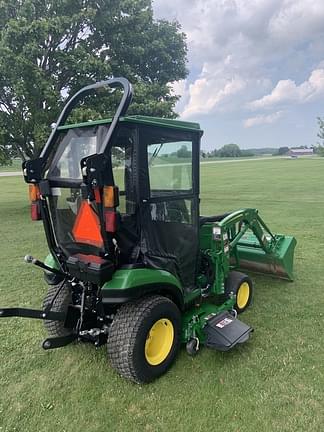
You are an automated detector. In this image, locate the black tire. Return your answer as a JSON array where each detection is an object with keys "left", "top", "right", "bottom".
[
  {"left": 42, "top": 282, "right": 72, "bottom": 337},
  {"left": 107, "top": 295, "right": 181, "bottom": 384},
  {"left": 225, "top": 271, "right": 253, "bottom": 314}
]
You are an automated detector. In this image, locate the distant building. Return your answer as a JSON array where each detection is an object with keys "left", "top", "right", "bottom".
[{"left": 288, "top": 148, "right": 314, "bottom": 157}]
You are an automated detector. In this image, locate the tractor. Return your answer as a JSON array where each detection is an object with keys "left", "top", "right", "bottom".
[{"left": 0, "top": 78, "right": 296, "bottom": 383}]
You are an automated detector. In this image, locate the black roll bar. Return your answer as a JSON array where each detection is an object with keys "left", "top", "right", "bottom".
[{"left": 40, "top": 77, "right": 133, "bottom": 161}]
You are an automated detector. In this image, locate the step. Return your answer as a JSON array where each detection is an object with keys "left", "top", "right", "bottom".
[{"left": 204, "top": 311, "right": 253, "bottom": 352}]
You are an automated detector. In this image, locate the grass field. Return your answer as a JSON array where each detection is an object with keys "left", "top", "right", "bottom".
[
  {"left": 0, "top": 159, "right": 22, "bottom": 172},
  {"left": 1, "top": 157, "right": 324, "bottom": 432}
]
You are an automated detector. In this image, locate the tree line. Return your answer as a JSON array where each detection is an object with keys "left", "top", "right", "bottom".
[{"left": 201, "top": 143, "right": 254, "bottom": 158}]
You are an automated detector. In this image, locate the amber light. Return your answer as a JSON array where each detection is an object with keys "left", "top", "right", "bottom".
[
  {"left": 29, "top": 184, "right": 40, "bottom": 202},
  {"left": 103, "top": 186, "right": 119, "bottom": 208}
]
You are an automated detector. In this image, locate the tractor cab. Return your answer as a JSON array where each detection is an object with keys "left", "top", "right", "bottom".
[{"left": 40, "top": 114, "right": 202, "bottom": 290}]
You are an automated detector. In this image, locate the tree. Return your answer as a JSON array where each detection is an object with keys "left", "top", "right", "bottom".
[
  {"left": 317, "top": 117, "right": 324, "bottom": 146},
  {"left": 314, "top": 145, "right": 324, "bottom": 157},
  {"left": 278, "top": 146, "right": 289, "bottom": 155},
  {"left": 207, "top": 149, "right": 218, "bottom": 158},
  {"left": 176, "top": 145, "right": 191, "bottom": 158},
  {"left": 0, "top": 0, "right": 187, "bottom": 160},
  {"left": 218, "top": 143, "right": 241, "bottom": 158}
]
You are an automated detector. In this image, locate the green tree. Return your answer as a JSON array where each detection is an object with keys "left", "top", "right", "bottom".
[
  {"left": 0, "top": 0, "right": 187, "bottom": 160},
  {"left": 317, "top": 117, "right": 324, "bottom": 146},
  {"left": 176, "top": 144, "right": 191, "bottom": 158},
  {"left": 314, "top": 145, "right": 324, "bottom": 157},
  {"left": 278, "top": 146, "right": 289, "bottom": 155},
  {"left": 207, "top": 149, "right": 218, "bottom": 158},
  {"left": 218, "top": 143, "right": 241, "bottom": 158}
]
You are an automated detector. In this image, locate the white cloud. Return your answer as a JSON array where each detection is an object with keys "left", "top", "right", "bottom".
[
  {"left": 249, "top": 69, "right": 324, "bottom": 109},
  {"left": 181, "top": 73, "right": 246, "bottom": 118},
  {"left": 243, "top": 111, "right": 284, "bottom": 128},
  {"left": 154, "top": 0, "right": 324, "bottom": 118}
]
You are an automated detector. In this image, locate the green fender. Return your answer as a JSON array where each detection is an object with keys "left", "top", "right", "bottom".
[
  {"left": 101, "top": 268, "right": 184, "bottom": 309},
  {"left": 44, "top": 254, "right": 63, "bottom": 285},
  {"left": 44, "top": 254, "right": 60, "bottom": 271}
]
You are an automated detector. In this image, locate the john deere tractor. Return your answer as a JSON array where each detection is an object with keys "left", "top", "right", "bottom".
[{"left": 0, "top": 78, "right": 296, "bottom": 383}]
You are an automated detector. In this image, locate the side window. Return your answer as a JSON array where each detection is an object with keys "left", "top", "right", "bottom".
[
  {"left": 148, "top": 140, "right": 193, "bottom": 194},
  {"left": 111, "top": 128, "right": 135, "bottom": 214}
]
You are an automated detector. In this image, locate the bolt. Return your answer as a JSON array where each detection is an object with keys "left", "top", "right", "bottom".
[{"left": 43, "top": 341, "right": 51, "bottom": 349}]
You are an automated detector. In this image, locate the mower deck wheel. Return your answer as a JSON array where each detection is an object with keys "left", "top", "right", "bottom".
[
  {"left": 107, "top": 295, "right": 181, "bottom": 383},
  {"left": 42, "top": 282, "right": 72, "bottom": 337},
  {"left": 186, "top": 338, "right": 199, "bottom": 356},
  {"left": 225, "top": 271, "right": 253, "bottom": 314}
]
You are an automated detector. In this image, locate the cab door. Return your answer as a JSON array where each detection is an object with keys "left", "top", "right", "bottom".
[{"left": 138, "top": 126, "right": 200, "bottom": 290}]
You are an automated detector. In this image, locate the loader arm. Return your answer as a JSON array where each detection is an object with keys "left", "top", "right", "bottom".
[{"left": 215, "top": 209, "right": 296, "bottom": 281}]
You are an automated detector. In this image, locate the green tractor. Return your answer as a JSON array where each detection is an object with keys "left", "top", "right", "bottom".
[{"left": 0, "top": 78, "right": 296, "bottom": 383}]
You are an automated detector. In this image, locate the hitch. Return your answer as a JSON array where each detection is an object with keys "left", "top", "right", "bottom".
[{"left": 0, "top": 307, "right": 65, "bottom": 321}]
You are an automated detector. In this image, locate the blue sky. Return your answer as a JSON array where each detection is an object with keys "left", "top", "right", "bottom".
[{"left": 153, "top": 0, "right": 324, "bottom": 150}]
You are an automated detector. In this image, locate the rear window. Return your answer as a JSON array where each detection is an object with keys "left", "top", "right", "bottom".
[{"left": 47, "top": 126, "right": 109, "bottom": 180}]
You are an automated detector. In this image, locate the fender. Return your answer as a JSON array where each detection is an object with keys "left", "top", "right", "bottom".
[{"left": 101, "top": 268, "right": 184, "bottom": 310}]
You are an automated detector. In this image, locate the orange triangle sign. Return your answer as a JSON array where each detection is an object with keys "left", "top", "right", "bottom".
[{"left": 72, "top": 201, "right": 104, "bottom": 248}]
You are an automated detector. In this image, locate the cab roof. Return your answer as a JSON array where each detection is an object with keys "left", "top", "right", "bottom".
[{"left": 57, "top": 115, "right": 203, "bottom": 134}]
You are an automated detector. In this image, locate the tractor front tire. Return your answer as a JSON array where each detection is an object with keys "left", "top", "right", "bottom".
[
  {"left": 225, "top": 271, "right": 253, "bottom": 314},
  {"left": 42, "top": 282, "right": 72, "bottom": 337},
  {"left": 107, "top": 295, "right": 181, "bottom": 383}
]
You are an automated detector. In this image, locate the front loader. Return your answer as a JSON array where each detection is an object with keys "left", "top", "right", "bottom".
[{"left": 0, "top": 78, "right": 296, "bottom": 383}]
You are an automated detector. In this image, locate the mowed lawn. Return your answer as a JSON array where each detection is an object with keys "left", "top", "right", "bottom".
[{"left": 1, "top": 157, "right": 324, "bottom": 432}]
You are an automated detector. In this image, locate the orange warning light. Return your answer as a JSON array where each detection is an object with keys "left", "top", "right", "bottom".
[
  {"left": 29, "top": 184, "right": 40, "bottom": 202},
  {"left": 103, "top": 186, "right": 119, "bottom": 208},
  {"left": 72, "top": 201, "right": 104, "bottom": 248}
]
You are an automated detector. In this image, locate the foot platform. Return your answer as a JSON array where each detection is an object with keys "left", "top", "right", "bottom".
[{"left": 204, "top": 311, "right": 253, "bottom": 352}]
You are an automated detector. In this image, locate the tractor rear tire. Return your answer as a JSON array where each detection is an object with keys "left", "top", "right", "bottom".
[
  {"left": 107, "top": 295, "right": 181, "bottom": 383},
  {"left": 225, "top": 271, "right": 253, "bottom": 314},
  {"left": 42, "top": 282, "right": 72, "bottom": 337}
]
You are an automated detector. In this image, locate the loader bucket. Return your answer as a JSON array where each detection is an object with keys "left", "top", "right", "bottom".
[{"left": 236, "top": 233, "right": 297, "bottom": 281}]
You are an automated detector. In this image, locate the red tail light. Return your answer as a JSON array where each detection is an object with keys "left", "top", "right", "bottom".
[
  {"left": 104, "top": 210, "right": 118, "bottom": 233},
  {"left": 31, "top": 202, "right": 41, "bottom": 221}
]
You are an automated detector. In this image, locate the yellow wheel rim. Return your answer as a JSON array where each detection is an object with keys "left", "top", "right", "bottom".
[
  {"left": 145, "top": 318, "right": 174, "bottom": 366},
  {"left": 237, "top": 282, "right": 250, "bottom": 310}
]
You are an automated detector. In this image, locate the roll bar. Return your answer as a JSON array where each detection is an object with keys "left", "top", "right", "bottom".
[{"left": 40, "top": 77, "right": 133, "bottom": 160}]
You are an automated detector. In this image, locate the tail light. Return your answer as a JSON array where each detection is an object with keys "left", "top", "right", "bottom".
[
  {"left": 103, "top": 186, "right": 119, "bottom": 233},
  {"left": 104, "top": 210, "right": 118, "bottom": 232},
  {"left": 29, "top": 185, "right": 41, "bottom": 221},
  {"left": 29, "top": 184, "right": 40, "bottom": 201},
  {"left": 103, "top": 186, "right": 119, "bottom": 208}
]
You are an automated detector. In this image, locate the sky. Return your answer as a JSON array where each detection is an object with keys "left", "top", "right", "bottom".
[{"left": 153, "top": 0, "right": 324, "bottom": 150}]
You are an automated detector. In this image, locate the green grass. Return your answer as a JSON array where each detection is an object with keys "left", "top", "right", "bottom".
[
  {"left": 0, "top": 159, "right": 22, "bottom": 172},
  {"left": 1, "top": 158, "right": 324, "bottom": 431}
]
